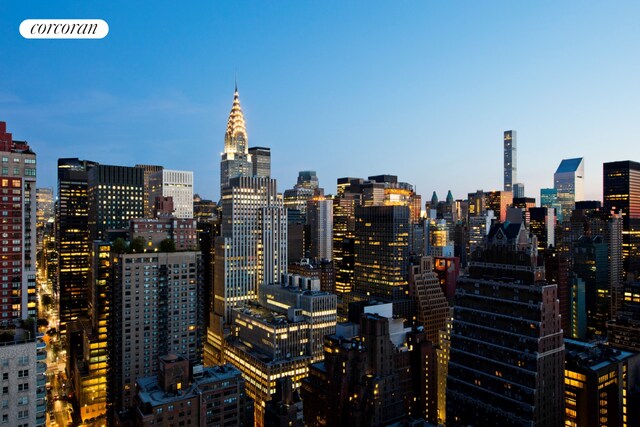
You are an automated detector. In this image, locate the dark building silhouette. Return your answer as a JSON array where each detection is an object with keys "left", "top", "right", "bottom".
[
  {"left": 302, "top": 310, "right": 435, "bottom": 426},
  {"left": 446, "top": 221, "right": 564, "bottom": 426}
]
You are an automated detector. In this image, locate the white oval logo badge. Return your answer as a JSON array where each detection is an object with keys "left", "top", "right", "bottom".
[{"left": 20, "top": 19, "right": 109, "bottom": 39}]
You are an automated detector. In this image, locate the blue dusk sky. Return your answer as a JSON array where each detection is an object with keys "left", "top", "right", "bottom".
[{"left": 1, "top": 1, "right": 640, "bottom": 202}]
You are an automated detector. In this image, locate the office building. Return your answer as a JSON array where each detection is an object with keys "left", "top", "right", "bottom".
[
  {"left": 193, "top": 194, "right": 217, "bottom": 220},
  {"left": 208, "top": 89, "right": 288, "bottom": 364},
  {"left": 135, "top": 164, "right": 163, "bottom": 218},
  {"left": 0, "top": 326, "right": 47, "bottom": 427},
  {"left": 351, "top": 205, "right": 413, "bottom": 319},
  {"left": 0, "top": 122, "right": 37, "bottom": 320},
  {"left": 57, "top": 158, "right": 97, "bottom": 332},
  {"left": 224, "top": 277, "right": 336, "bottom": 425},
  {"left": 554, "top": 157, "right": 585, "bottom": 222},
  {"left": 603, "top": 160, "right": 640, "bottom": 277},
  {"left": 446, "top": 221, "right": 564, "bottom": 426},
  {"left": 248, "top": 146, "right": 271, "bottom": 178},
  {"left": 35, "top": 187, "right": 53, "bottom": 254},
  {"left": 467, "top": 209, "right": 494, "bottom": 255},
  {"left": 503, "top": 130, "right": 516, "bottom": 192},
  {"left": 220, "top": 86, "right": 252, "bottom": 192},
  {"left": 529, "top": 207, "right": 556, "bottom": 251},
  {"left": 408, "top": 256, "right": 450, "bottom": 343},
  {"left": 133, "top": 356, "right": 253, "bottom": 427},
  {"left": 541, "top": 187, "right": 562, "bottom": 222},
  {"left": 564, "top": 339, "right": 640, "bottom": 427},
  {"left": 485, "top": 190, "right": 513, "bottom": 222},
  {"left": 332, "top": 178, "right": 362, "bottom": 294},
  {"left": 88, "top": 164, "right": 144, "bottom": 241},
  {"left": 306, "top": 197, "right": 333, "bottom": 261},
  {"left": 513, "top": 182, "right": 525, "bottom": 198},
  {"left": 571, "top": 235, "right": 608, "bottom": 339},
  {"left": 149, "top": 169, "right": 194, "bottom": 219},
  {"left": 608, "top": 282, "right": 640, "bottom": 353}
]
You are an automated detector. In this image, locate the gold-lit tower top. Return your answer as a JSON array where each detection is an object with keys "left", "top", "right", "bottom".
[{"left": 224, "top": 85, "right": 248, "bottom": 154}]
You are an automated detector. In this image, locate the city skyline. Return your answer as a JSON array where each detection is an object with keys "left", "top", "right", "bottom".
[{"left": 2, "top": 2, "right": 640, "bottom": 201}]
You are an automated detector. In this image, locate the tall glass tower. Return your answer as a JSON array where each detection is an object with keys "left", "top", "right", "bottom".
[{"left": 554, "top": 157, "right": 584, "bottom": 222}]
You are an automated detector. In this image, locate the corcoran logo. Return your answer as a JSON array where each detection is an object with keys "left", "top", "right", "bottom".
[{"left": 20, "top": 19, "right": 109, "bottom": 39}]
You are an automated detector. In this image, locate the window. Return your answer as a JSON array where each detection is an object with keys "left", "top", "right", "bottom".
[
  {"left": 1, "top": 387, "right": 6, "bottom": 394},
  {"left": 17, "top": 369, "right": 28, "bottom": 378},
  {"left": 1, "top": 374, "right": 6, "bottom": 381},
  {"left": 17, "top": 409, "right": 28, "bottom": 419},
  {"left": 18, "top": 383, "right": 28, "bottom": 392},
  {"left": 17, "top": 396, "right": 28, "bottom": 405}
]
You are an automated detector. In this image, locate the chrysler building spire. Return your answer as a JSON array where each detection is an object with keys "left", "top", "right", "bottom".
[
  {"left": 224, "top": 87, "right": 248, "bottom": 154},
  {"left": 220, "top": 85, "right": 252, "bottom": 192}
]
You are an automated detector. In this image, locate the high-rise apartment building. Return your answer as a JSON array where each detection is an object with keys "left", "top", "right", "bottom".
[
  {"left": 57, "top": 158, "right": 97, "bottom": 332},
  {"left": 87, "top": 164, "right": 144, "bottom": 241},
  {"left": 108, "top": 250, "right": 203, "bottom": 418},
  {"left": 0, "top": 122, "right": 37, "bottom": 320},
  {"left": 133, "top": 356, "right": 253, "bottom": 426},
  {"left": 220, "top": 86, "right": 252, "bottom": 193},
  {"left": 603, "top": 160, "right": 640, "bottom": 277},
  {"left": 503, "top": 130, "right": 517, "bottom": 192},
  {"left": 446, "top": 221, "right": 564, "bottom": 426},
  {"left": 248, "top": 146, "right": 271, "bottom": 178},
  {"left": 149, "top": 169, "right": 194, "bottom": 219},
  {"left": 0, "top": 326, "right": 47, "bottom": 427},
  {"left": 554, "top": 157, "right": 585, "bottom": 222}
]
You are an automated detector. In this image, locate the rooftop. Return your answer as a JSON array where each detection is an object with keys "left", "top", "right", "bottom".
[
  {"left": 137, "top": 364, "right": 242, "bottom": 407},
  {"left": 565, "top": 339, "right": 636, "bottom": 371},
  {"left": 555, "top": 157, "right": 584, "bottom": 174}
]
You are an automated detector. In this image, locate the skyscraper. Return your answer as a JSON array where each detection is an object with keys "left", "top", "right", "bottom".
[
  {"left": 352, "top": 205, "right": 412, "bottom": 319},
  {"left": 87, "top": 164, "right": 144, "bottom": 241},
  {"left": 135, "top": 164, "right": 163, "bottom": 218},
  {"left": 0, "top": 122, "right": 37, "bottom": 320},
  {"left": 108, "top": 250, "right": 203, "bottom": 418},
  {"left": 306, "top": 197, "right": 333, "bottom": 261},
  {"left": 603, "top": 160, "right": 640, "bottom": 277},
  {"left": 57, "top": 158, "right": 97, "bottom": 332},
  {"left": 220, "top": 86, "right": 252, "bottom": 193},
  {"left": 554, "top": 157, "right": 585, "bottom": 222},
  {"left": 208, "top": 88, "right": 288, "bottom": 363},
  {"left": 446, "top": 221, "right": 564, "bottom": 426},
  {"left": 149, "top": 169, "right": 194, "bottom": 219},
  {"left": 503, "top": 130, "right": 517, "bottom": 192},
  {"left": 248, "top": 146, "right": 271, "bottom": 178}
]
